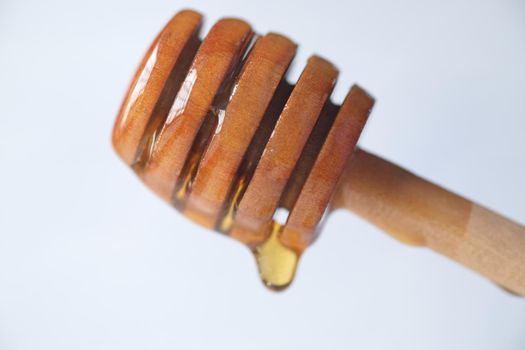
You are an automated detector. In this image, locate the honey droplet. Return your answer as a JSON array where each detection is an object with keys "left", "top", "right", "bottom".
[{"left": 254, "top": 222, "right": 299, "bottom": 291}]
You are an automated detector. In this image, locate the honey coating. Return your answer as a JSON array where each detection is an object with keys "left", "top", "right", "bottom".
[{"left": 113, "top": 10, "right": 372, "bottom": 290}]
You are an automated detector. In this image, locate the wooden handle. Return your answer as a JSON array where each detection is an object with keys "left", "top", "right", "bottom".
[{"left": 332, "top": 148, "right": 525, "bottom": 295}]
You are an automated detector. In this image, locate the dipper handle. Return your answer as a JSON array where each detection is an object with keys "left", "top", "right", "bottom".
[{"left": 333, "top": 148, "right": 525, "bottom": 295}]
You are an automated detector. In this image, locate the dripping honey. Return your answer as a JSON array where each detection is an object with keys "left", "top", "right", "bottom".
[{"left": 254, "top": 221, "right": 299, "bottom": 290}]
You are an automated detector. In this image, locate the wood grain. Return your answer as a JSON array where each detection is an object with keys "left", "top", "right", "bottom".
[{"left": 333, "top": 149, "right": 525, "bottom": 295}]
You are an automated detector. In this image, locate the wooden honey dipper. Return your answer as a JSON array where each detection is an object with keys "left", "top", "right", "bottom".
[{"left": 112, "top": 9, "right": 525, "bottom": 293}]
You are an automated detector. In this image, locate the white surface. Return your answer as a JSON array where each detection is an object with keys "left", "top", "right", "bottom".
[{"left": 1, "top": 0, "right": 525, "bottom": 349}]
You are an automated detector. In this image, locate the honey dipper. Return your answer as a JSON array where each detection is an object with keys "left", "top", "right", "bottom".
[{"left": 112, "top": 9, "right": 525, "bottom": 293}]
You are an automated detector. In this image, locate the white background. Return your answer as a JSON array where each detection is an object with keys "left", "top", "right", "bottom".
[{"left": 1, "top": 0, "right": 524, "bottom": 349}]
